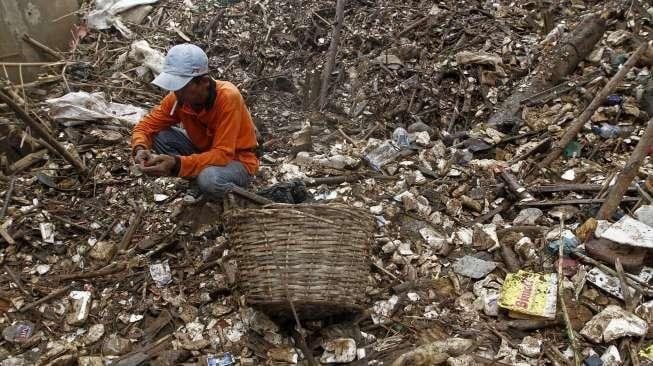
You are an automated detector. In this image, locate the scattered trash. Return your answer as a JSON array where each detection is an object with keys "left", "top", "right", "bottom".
[
  {"left": 499, "top": 271, "right": 557, "bottom": 319},
  {"left": 320, "top": 338, "right": 357, "bottom": 363},
  {"left": 46, "top": 91, "right": 147, "bottom": 126},
  {"left": 580, "top": 305, "right": 648, "bottom": 343},
  {"left": 149, "top": 260, "right": 172, "bottom": 287},
  {"left": 66, "top": 290, "right": 92, "bottom": 326},
  {"left": 1, "top": 1, "right": 652, "bottom": 364},
  {"left": 2, "top": 322, "right": 34, "bottom": 344},
  {"left": 452, "top": 255, "right": 497, "bottom": 279}
]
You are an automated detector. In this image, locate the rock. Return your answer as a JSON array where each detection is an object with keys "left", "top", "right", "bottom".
[
  {"left": 102, "top": 334, "right": 132, "bottom": 356},
  {"left": 89, "top": 241, "right": 117, "bottom": 261},
  {"left": 407, "top": 122, "right": 434, "bottom": 135},
  {"left": 452, "top": 256, "right": 496, "bottom": 279},
  {"left": 77, "top": 357, "right": 104, "bottom": 366},
  {"left": 320, "top": 338, "right": 357, "bottom": 363},
  {"left": 600, "top": 345, "right": 621, "bottom": 366},
  {"left": 580, "top": 305, "right": 648, "bottom": 343},
  {"left": 66, "top": 290, "right": 92, "bottom": 326},
  {"left": 267, "top": 346, "right": 298, "bottom": 363},
  {"left": 82, "top": 324, "right": 105, "bottom": 345},
  {"left": 517, "top": 336, "right": 541, "bottom": 358}
]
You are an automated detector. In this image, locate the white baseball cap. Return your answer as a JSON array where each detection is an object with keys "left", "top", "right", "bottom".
[{"left": 152, "top": 44, "right": 209, "bottom": 91}]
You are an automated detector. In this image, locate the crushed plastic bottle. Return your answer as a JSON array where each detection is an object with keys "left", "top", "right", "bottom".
[
  {"left": 592, "top": 123, "right": 634, "bottom": 139},
  {"left": 205, "top": 353, "right": 236, "bottom": 366},
  {"left": 363, "top": 140, "right": 402, "bottom": 171},
  {"left": 392, "top": 127, "right": 410, "bottom": 148}
]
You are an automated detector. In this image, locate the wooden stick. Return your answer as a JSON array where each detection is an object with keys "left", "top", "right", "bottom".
[
  {"left": 615, "top": 258, "right": 635, "bottom": 311},
  {"left": 397, "top": 15, "right": 431, "bottom": 38},
  {"left": 597, "top": 117, "right": 653, "bottom": 219},
  {"left": 118, "top": 207, "right": 144, "bottom": 252},
  {"left": 0, "top": 61, "right": 67, "bottom": 67},
  {"left": 499, "top": 170, "right": 535, "bottom": 201},
  {"left": 318, "top": 0, "right": 346, "bottom": 109},
  {"left": 4, "top": 265, "right": 29, "bottom": 296},
  {"left": 19, "top": 284, "right": 74, "bottom": 313},
  {"left": 572, "top": 251, "right": 653, "bottom": 295},
  {"left": 518, "top": 197, "right": 639, "bottom": 207},
  {"left": 8, "top": 149, "right": 47, "bottom": 174},
  {"left": 0, "top": 226, "right": 15, "bottom": 245},
  {"left": 0, "top": 89, "right": 88, "bottom": 175},
  {"left": 229, "top": 185, "right": 273, "bottom": 205},
  {"left": 539, "top": 42, "right": 650, "bottom": 169},
  {"left": 531, "top": 183, "right": 638, "bottom": 194},
  {"left": 55, "top": 262, "right": 126, "bottom": 281},
  {"left": 22, "top": 34, "right": 64, "bottom": 60},
  {"left": 557, "top": 218, "right": 581, "bottom": 366},
  {"left": 0, "top": 176, "right": 15, "bottom": 220}
]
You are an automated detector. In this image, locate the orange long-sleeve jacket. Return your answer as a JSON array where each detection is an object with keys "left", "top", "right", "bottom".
[{"left": 131, "top": 80, "right": 259, "bottom": 178}]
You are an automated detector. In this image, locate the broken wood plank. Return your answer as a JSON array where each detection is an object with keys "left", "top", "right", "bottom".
[
  {"left": 597, "top": 116, "right": 653, "bottom": 220},
  {"left": 488, "top": 13, "right": 607, "bottom": 130}
]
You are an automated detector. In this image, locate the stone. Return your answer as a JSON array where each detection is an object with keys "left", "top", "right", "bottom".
[
  {"left": 452, "top": 256, "right": 497, "bottom": 279},
  {"left": 580, "top": 305, "right": 648, "bottom": 343},
  {"left": 89, "top": 241, "right": 117, "bottom": 261}
]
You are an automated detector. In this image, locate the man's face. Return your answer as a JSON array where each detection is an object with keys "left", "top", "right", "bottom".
[{"left": 175, "top": 78, "right": 207, "bottom": 106}]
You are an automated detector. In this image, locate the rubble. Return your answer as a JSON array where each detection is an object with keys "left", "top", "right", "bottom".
[{"left": 1, "top": 0, "right": 653, "bottom": 364}]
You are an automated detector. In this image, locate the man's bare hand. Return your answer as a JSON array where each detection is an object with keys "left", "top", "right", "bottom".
[
  {"left": 134, "top": 149, "right": 153, "bottom": 166},
  {"left": 140, "top": 154, "right": 176, "bottom": 176}
]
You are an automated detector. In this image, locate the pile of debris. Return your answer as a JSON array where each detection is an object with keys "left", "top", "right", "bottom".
[{"left": 1, "top": 0, "right": 653, "bottom": 365}]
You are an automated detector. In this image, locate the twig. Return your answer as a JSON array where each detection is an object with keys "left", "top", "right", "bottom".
[
  {"left": 22, "top": 34, "right": 64, "bottom": 60},
  {"left": 615, "top": 258, "right": 636, "bottom": 311},
  {"left": 539, "top": 42, "right": 650, "bottom": 169},
  {"left": 4, "top": 265, "right": 30, "bottom": 296},
  {"left": 0, "top": 89, "right": 88, "bottom": 175},
  {"left": 572, "top": 251, "right": 653, "bottom": 296},
  {"left": 19, "top": 284, "right": 74, "bottom": 313},
  {"left": 118, "top": 206, "right": 144, "bottom": 252},
  {"left": 49, "top": 214, "right": 90, "bottom": 232},
  {"left": 397, "top": 15, "right": 431, "bottom": 38},
  {"left": 499, "top": 169, "right": 535, "bottom": 201},
  {"left": 0, "top": 176, "right": 15, "bottom": 220},
  {"left": 557, "top": 218, "right": 581, "bottom": 366},
  {"left": 287, "top": 296, "right": 318, "bottom": 366},
  {"left": 54, "top": 262, "right": 127, "bottom": 281},
  {"left": 372, "top": 262, "right": 403, "bottom": 283},
  {"left": 318, "top": 0, "right": 346, "bottom": 109},
  {"left": 338, "top": 127, "right": 359, "bottom": 146},
  {"left": 597, "top": 117, "right": 653, "bottom": 219},
  {"left": 228, "top": 185, "right": 273, "bottom": 205},
  {"left": 517, "top": 197, "right": 639, "bottom": 207}
]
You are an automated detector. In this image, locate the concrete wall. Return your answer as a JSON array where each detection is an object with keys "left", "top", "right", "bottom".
[{"left": 0, "top": 0, "right": 79, "bottom": 82}]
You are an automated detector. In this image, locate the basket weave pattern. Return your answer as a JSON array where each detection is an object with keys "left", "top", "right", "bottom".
[{"left": 224, "top": 203, "right": 375, "bottom": 318}]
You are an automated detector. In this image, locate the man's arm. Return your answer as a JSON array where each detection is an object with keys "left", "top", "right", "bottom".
[
  {"left": 177, "top": 89, "right": 255, "bottom": 177},
  {"left": 132, "top": 93, "right": 179, "bottom": 152}
]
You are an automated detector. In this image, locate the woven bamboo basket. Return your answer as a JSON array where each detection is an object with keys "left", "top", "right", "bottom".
[{"left": 224, "top": 203, "right": 375, "bottom": 319}]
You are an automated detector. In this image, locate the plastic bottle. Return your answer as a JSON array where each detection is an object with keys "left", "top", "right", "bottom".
[
  {"left": 392, "top": 127, "right": 410, "bottom": 148},
  {"left": 592, "top": 123, "right": 633, "bottom": 139}
]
